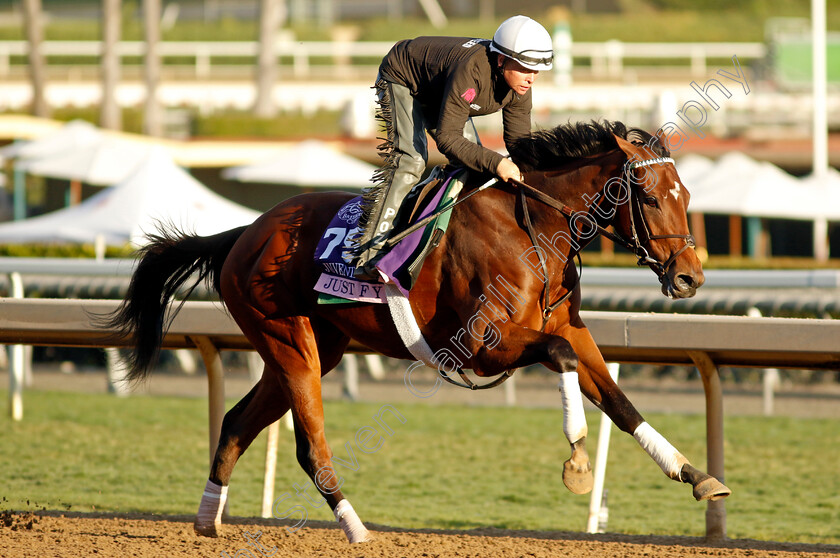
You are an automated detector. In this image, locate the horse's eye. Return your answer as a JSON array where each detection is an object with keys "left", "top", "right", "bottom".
[{"left": 644, "top": 196, "right": 659, "bottom": 208}]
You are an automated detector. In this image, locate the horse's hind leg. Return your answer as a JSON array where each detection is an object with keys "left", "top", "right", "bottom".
[
  {"left": 562, "top": 324, "right": 731, "bottom": 501},
  {"left": 195, "top": 374, "right": 290, "bottom": 536},
  {"left": 233, "top": 313, "right": 371, "bottom": 543}
]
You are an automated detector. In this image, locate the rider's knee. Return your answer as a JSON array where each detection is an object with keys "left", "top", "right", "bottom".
[{"left": 396, "top": 153, "right": 426, "bottom": 183}]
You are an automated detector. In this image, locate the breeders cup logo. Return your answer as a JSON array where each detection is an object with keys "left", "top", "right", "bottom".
[{"left": 337, "top": 200, "right": 363, "bottom": 225}]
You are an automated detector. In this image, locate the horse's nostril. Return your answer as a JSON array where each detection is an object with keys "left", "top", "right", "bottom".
[{"left": 677, "top": 274, "right": 695, "bottom": 289}]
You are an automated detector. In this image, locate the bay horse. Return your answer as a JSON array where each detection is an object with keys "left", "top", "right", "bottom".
[{"left": 105, "top": 120, "right": 730, "bottom": 543}]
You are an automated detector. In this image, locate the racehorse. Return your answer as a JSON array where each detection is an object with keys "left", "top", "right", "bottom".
[{"left": 104, "top": 120, "right": 730, "bottom": 543}]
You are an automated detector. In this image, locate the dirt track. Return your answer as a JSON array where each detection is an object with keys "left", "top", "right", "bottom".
[{"left": 2, "top": 511, "right": 839, "bottom": 558}]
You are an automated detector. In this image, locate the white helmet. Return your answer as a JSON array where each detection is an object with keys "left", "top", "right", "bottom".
[{"left": 490, "top": 15, "right": 554, "bottom": 71}]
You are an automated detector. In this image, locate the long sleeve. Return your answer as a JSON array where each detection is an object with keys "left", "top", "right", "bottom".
[{"left": 433, "top": 66, "right": 506, "bottom": 174}]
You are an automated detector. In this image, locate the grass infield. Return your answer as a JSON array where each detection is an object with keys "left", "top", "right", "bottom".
[{"left": 0, "top": 389, "right": 837, "bottom": 544}]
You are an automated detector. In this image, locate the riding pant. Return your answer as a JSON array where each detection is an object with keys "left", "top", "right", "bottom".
[{"left": 354, "top": 76, "right": 478, "bottom": 277}]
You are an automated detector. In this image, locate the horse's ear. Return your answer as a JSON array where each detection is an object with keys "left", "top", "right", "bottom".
[
  {"left": 654, "top": 128, "right": 668, "bottom": 150},
  {"left": 612, "top": 134, "right": 638, "bottom": 157}
]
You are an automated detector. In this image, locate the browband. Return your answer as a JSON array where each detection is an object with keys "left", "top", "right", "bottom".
[{"left": 627, "top": 157, "right": 675, "bottom": 169}]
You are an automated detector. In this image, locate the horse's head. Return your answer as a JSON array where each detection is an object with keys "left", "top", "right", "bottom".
[{"left": 612, "top": 132, "right": 703, "bottom": 299}]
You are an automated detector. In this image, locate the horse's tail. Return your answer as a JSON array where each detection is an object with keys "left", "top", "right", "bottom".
[{"left": 103, "top": 224, "right": 248, "bottom": 383}]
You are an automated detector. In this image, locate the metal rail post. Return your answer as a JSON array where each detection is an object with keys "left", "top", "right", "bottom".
[
  {"left": 8, "top": 271, "right": 24, "bottom": 420},
  {"left": 688, "top": 350, "right": 726, "bottom": 540},
  {"left": 261, "top": 419, "right": 280, "bottom": 517},
  {"left": 189, "top": 336, "right": 225, "bottom": 467},
  {"left": 343, "top": 354, "right": 359, "bottom": 401},
  {"left": 504, "top": 372, "right": 516, "bottom": 406},
  {"left": 586, "top": 362, "right": 619, "bottom": 533}
]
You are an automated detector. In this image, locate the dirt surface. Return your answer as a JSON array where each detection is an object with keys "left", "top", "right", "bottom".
[
  {"left": 4, "top": 368, "right": 838, "bottom": 556},
  {"left": 1, "top": 511, "right": 839, "bottom": 558}
]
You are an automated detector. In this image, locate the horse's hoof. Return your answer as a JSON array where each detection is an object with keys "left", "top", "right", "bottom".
[
  {"left": 350, "top": 531, "right": 375, "bottom": 544},
  {"left": 563, "top": 459, "right": 594, "bottom": 495},
  {"left": 194, "top": 521, "right": 221, "bottom": 537},
  {"left": 693, "top": 477, "right": 732, "bottom": 501}
]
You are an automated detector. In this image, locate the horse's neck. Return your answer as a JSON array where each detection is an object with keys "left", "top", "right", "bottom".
[
  {"left": 508, "top": 150, "right": 625, "bottom": 267},
  {"left": 524, "top": 149, "right": 625, "bottom": 218}
]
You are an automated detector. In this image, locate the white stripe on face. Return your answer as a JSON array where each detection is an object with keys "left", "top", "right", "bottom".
[{"left": 669, "top": 181, "right": 682, "bottom": 201}]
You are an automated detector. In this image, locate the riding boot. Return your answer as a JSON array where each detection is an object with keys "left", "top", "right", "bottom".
[
  {"left": 354, "top": 79, "right": 428, "bottom": 281},
  {"left": 353, "top": 168, "right": 423, "bottom": 280}
]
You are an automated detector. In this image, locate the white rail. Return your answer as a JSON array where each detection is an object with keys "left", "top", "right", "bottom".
[{"left": 0, "top": 39, "right": 766, "bottom": 79}]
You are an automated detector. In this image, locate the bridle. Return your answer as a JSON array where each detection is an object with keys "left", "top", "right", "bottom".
[
  {"left": 513, "top": 153, "right": 696, "bottom": 330},
  {"left": 609, "top": 156, "right": 696, "bottom": 281},
  {"left": 384, "top": 152, "right": 696, "bottom": 391}
]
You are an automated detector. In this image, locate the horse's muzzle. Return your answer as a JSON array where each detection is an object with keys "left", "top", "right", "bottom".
[{"left": 662, "top": 271, "right": 703, "bottom": 299}]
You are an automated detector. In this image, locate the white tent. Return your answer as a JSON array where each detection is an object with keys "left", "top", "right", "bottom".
[
  {"left": 0, "top": 148, "right": 261, "bottom": 246},
  {"left": 0, "top": 120, "right": 102, "bottom": 160},
  {"left": 799, "top": 168, "right": 840, "bottom": 260},
  {"left": 674, "top": 153, "right": 714, "bottom": 186},
  {"left": 222, "top": 139, "right": 377, "bottom": 188},
  {"left": 17, "top": 135, "right": 154, "bottom": 186},
  {"left": 686, "top": 152, "right": 821, "bottom": 219},
  {"left": 799, "top": 167, "right": 840, "bottom": 219}
]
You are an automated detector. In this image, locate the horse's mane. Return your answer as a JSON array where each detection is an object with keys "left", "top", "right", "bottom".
[{"left": 508, "top": 120, "right": 670, "bottom": 172}]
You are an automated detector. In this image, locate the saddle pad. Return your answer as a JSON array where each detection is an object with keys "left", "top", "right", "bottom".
[
  {"left": 313, "top": 197, "right": 387, "bottom": 304},
  {"left": 313, "top": 168, "right": 464, "bottom": 305}
]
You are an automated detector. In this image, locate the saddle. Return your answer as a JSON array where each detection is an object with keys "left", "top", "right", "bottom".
[{"left": 313, "top": 166, "right": 467, "bottom": 304}]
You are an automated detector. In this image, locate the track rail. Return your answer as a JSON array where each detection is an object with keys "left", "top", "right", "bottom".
[{"left": 2, "top": 296, "right": 838, "bottom": 540}]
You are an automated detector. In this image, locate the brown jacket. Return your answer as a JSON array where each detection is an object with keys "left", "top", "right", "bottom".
[{"left": 379, "top": 36, "right": 532, "bottom": 175}]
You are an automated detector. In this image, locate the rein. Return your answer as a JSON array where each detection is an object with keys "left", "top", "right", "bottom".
[
  {"left": 510, "top": 155, "right": 695, "bottom": 328},
  {"left": 387, "top": 155, "right": 695, "bottom": 391}
]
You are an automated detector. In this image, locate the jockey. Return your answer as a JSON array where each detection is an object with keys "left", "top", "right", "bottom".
[{"left": 352, "top": 14, "right": 554, "bottom": 281}]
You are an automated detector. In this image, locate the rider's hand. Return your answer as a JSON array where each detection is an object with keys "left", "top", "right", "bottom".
[{"left": 496, "top": 158, "right": 523, "bottom": 183}]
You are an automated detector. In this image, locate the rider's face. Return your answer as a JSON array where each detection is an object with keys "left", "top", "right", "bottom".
[{"left": 499, "top": 56, "right": 539, "bottom": 95}]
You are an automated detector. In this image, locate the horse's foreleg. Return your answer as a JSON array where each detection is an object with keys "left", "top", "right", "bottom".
[
  {"left": 195, "top": 375, "right": 290, "bottom": 537},
  {"left": 558, "top": 370, "right": 594, "bottom": 494},
  {"left": 472, "top": 322, "right": 592, "bottom": 495},
  {"left": 562, "top": 324, "right": 731, "bottom": 501}
]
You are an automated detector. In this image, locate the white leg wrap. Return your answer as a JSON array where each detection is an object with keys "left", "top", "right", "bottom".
[
  {"left": 334, "top": 499, "right": 371, "bottom": 543},
  {"left": 633, "top": 422, "right": 687, "bottom": 480},
  {"left": 196, "top": 479, "right": 228, "bottom": 531},
  {"left": 559, "top": 372, "right": 588, "bottom": 443}
]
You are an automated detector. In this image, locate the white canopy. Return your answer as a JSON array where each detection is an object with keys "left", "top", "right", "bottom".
[
  {"left": 222, "top": 139, "right": 377, "bottom": 188},
  {"left": 685, "top": 151, "right": 823, "bottom": 220},
  {"left": 798, "top": 167, "right": 840, "bottom": 220},
  {"left": 0, "top": 148, "right": 260, "bottom": 246},
  {"left": 0, "top": 120, "right": 102, "bottom": 160},
  {"left": 17, "top": 135, "right": 154, "bottom": 186},
  {"left": 673, "top": 153, "right": 714, "bottom": 186}
]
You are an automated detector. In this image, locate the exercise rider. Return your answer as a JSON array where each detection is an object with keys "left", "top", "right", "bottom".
[{"left": 352, "top": 14, "right": 555, "bottom": 281}]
